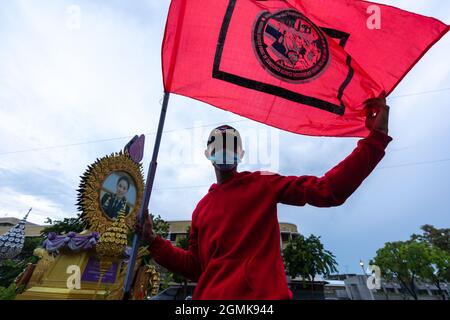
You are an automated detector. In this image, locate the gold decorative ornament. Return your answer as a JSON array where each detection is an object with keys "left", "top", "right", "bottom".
[
  {"left": 93, "top": 210, "right": 128, "bottom": 299},
  {"left": 105, "top": 246, "right": 149, "bottom": 300},
  {"left": 26, "top": 248, "right": 56, "bottom": 288},
  {"left": 96, "top": 210, "right": 128, "bottom": 258},
  {"left": 77, "top": 151, "right": 144, "bottom": 234},
  {"left": 147, "top": 265, "right": 161, "bottom": 296}
]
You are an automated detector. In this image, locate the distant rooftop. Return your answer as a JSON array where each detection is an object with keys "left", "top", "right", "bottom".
[
  {"left": 0, "top": 217, "right": 46, "bottom": 237},
  {"left": 167, "top": 220, "right": 299, "bottom": 234},
  {"left": 0, "top": 217, "right": 40, "bottom": 226},
  {"left": 0, "top": 217, "right": 300, "bottom": 238}
]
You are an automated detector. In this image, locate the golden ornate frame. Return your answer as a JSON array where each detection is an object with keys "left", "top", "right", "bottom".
[{"left": 77, "top": 152, "right": 144, "bottom": 234}]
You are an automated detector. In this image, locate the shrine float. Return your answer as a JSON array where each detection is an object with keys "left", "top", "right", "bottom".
[{"left": 13, "top": 136, "right": 161, "bottom": 300}]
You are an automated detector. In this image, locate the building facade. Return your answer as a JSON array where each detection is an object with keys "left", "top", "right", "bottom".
[
  {"left": 165, "top": 220, "right": 300, "bottom": 249},
  {"left": 323, "top": 274, "right": 450, "bottom": 300}
]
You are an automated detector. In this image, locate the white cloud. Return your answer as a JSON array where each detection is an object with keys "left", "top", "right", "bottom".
[{"left": 0, "top": 186, "right": 65, "bottom": 224}]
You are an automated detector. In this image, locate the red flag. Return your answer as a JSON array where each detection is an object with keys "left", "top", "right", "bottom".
[{"left": 162, "top": 0, "right": 448, "bottom": 137}]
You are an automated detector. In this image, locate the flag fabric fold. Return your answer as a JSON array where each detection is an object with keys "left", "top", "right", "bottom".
[{"left": 162, "top": 0, "right": 448, "bottom": 137}]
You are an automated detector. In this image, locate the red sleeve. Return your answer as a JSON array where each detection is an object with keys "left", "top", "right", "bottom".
[
  {"left": 147, "top": 211, "right": 202, "bottom": 282},
  {"left": 264, "top": 130, "right": 392, "bottom": 207}
]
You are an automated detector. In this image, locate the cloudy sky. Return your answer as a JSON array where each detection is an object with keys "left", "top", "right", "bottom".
[{"left": 0, "top": 0, "right": 448, "bottom": 274}]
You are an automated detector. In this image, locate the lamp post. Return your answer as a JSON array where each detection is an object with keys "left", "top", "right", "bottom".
[
  {"left": 359, "top": 259, "right": 375, "bottom": 300},
  {"left": 359, "top": 260, "right": 365, "bottom": 275}
]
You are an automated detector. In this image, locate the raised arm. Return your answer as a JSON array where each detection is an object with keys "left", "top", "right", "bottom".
[
  {"left": 265, "top": 97, "right": 392, "bottom": 207},
  {"left": 135, "top": 210, "right": 202, "bottom": 282}
]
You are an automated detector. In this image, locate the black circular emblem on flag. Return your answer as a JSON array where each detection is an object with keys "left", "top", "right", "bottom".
[{"left": 252, "top": 10, "right": 330, "bottom": 83}]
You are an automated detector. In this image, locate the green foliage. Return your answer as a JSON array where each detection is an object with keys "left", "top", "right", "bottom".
[
  {"left": 161, "top": 272, "right": 173, "bottom": 290},
  {"left": 411, "top": 224, "right": 450, "bottom": 295},
  {"left": 16, "top": 237, "right": 43, "bottom": 263},
  {"left": 172, "top": 226, "right": 190, "bottom": 286},
  {"left": 0, "top": 260, "right": 26, "bottom": 288},
  {"left": 152, "top": 214, "right": 170, "bottom": 239},
  {"left": 164, "top": 226, "right": 191, "bottom": 299},
  {"left": 372, "top": 240, "right": 432, "bottom": 279},
  {"left": 175, "top": 226, "right": 190, "bottom": 250},
  {"left": 41, "top": 215, "right": 86, "bottom": 236},
  {"left": 135, "top": 215, "right": 174, "bottom": 295},
  {"left": 283, "top": 234, "right": 338, "bottom": 286},
  {"left": 0, "top": 283, "right": 17, "bottom": 300},
  {"left": 0, "top": 237, "right": 42, "bottom": 289},
  {"left": 371, "top": 240, "right": 433, "bottom": 300},
  {"left": 135, "top": 214, "right": 170, "bottom": 263},
  {"left": 429, "top": 246, "right": 450, "bottom": 281},
  {"left": 411, "top": 225, "right": 449, "bottom": 253},
  {"left": 371, "top": 225, "right": 450, "bottom": 300}
]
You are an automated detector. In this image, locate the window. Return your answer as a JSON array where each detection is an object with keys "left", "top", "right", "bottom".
[
  {"left": 350, "top": 284, "right": 361, "bottom": 300},
  {"left": 431, "top": 289, "right": 441, "bottom": 296},
  {"left": 417, "top": 289, "right": 429, "bottom": 296},
  {"left": 398, "top": 288, "right": 407, "bottom": 294},
  {"left": 281, "top": 233, "right": 290, "bottom": 242},
  {"left": 169, "top": 233, "right": 177, "bottom": 242},
  {"left": 178, "top": 234, "right": 188, "bottom": 240}
]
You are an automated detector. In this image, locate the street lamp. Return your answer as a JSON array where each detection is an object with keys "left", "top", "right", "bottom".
[
  {"left": 359, "top": 259, "right": 375, "bottom": 300},
  {"left": 359, "top": 260, "right": 366, "bottom": 275}
]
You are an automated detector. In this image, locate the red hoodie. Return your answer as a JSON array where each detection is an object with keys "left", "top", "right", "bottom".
[{"left": 148, "top": 130, "right": 392, "bottom": 299}]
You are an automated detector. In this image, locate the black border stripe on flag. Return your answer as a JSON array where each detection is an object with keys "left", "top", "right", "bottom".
[{"left": 212, "top": 0, "right": 354, "bottom": 116}]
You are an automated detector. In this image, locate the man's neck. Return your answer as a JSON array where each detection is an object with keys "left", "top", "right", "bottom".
[{"left": 215, "top": 168, "right": 238, "bottom": 185}]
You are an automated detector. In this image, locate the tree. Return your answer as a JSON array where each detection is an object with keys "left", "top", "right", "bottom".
[
  {"left": 0, "top": 284, "right": 17, "bottom": 300},
  {"left": 0, "top": 236, "right": 43, "bottom": 290},
  {"left": 152, "top": 214, "right": 170, "bottom": 239},
  {"left": 16, "top": 237, "right": 43, "bottom": 263},
  {"left": 283, "top": 234, "right": 338, "bottom": 293},
  {"left": 409, "top": 224, "right": 450, "bottom": 300},
  {"left": 171, "top": 226, "right": 190, "bottom": 299},
  {"left": 0, "top": 260, "right": 27, "bottom": 288},
  {"left": 426, "top": 246, "right": 450, "bottom": 300},
  {"left": 40, "top": 215, "right": 86, "bottom": 236},
  {"left": 160, "top": 272, "right": 173, "bottom": 291},
  {"left": 371, "top": 240, "right": 433, "bottom": 300},
  {"left": 372, "top": 225, "right": 450, "bottom": 301},
  {"left": 134, "top": 214, "right": 170, "bottom": 298},
  {"left": 411, "top": 225, "right": 449, "bottom": 253}
]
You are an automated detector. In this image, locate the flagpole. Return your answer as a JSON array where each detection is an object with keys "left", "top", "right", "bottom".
[{"left": 123, "top": 92, "right": 170, "bottom": 300}]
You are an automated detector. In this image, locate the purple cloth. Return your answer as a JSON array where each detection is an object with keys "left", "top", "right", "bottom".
[
  {"left": 42, "top": 232, "right": 131, "bottom": 257},
  {"left": 43, "top": 232, "right": 100, "bottom": 253}
]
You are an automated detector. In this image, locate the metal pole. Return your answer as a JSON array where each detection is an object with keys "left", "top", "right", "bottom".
[
  {"left": 360, "top": 260, "right": 375, "bottom": 300},
  {"left": 123, "top": 92, "right": 170, "bottom": 300}
]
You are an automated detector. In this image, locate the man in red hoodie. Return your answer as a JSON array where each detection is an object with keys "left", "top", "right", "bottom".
[{"left": 136, "top": 97, "right": 391, "bottom": 300}]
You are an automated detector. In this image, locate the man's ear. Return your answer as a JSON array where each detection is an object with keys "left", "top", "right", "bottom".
[{"left": 204, "top": 149, "right": 210, "bottom": 160}]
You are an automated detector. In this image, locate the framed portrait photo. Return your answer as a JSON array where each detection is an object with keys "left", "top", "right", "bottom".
[
  {"left": 100, "top": 171, "right": 137, "bottom": 220},
  {"left": 77, "top": 152, "right": 145, "bottom": 233}
]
